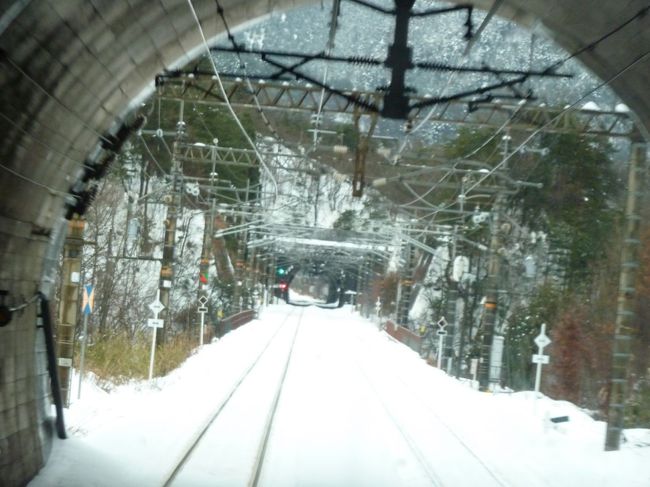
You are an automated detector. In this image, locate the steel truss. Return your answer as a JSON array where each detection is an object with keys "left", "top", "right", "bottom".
[{"left": 155, "top": 74, "right": 634, "bottom": 138}]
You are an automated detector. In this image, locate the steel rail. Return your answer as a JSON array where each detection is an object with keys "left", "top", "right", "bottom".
[{"left": 161, "top": 308, "right": 302, "bottom": 486}]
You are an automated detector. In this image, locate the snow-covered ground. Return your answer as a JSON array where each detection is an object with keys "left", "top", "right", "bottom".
[{"left": 30, "top": 305, "right": 650, "bottom": 486}]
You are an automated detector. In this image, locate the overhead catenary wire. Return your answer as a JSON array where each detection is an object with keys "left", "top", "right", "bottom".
[
  {"left": 214, "top": 0, "right": 289, "bottom": 147},
  {"left": 464, "top": 49, "right": 650, "bottom": 194},
  {"left": 312, "top": 0, "right": 341, "bottom": 147},
  {"left": 185, "top": 0, "right": 279, "bottom": 202},
  {"left": 397, "top": 3, "right": 649, "bottom": 201},
  {"left": 397, "top": 43, "right": 650, "bottom": 219}
]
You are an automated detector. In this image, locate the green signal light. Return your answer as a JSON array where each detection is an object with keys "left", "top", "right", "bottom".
[{"left": 277, "top": 268, "right": 286, "bottom": 276}]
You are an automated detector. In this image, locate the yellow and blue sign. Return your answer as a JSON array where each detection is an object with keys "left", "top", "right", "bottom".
[{"left": 82, "top": 285, "right": 94, "bottom": 315}]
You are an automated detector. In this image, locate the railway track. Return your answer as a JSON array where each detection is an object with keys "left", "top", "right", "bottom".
[
  {"left": 161, "top": 307, "right": 303, "bottom": 486},
  {"left": 347, "top": 328, "right": 512, "bottom": 487}
]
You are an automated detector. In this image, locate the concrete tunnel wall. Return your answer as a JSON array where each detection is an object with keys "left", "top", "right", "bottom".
[{"left": 0, "top": 1, "right": 649, "bottom": 484}]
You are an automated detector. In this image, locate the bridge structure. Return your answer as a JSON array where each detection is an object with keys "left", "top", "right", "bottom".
[{"left": 0, "top": 1, "right": 649, "bottom": 485}]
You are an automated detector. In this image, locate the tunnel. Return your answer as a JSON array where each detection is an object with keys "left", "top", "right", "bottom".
[{"left": 1, "top": 1, "right": 650, "bottom": 484}]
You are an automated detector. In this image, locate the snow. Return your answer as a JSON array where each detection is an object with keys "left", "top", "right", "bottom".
[
  {"left": 30, "top": 305, "right": 650, "bottom": 487},
  {"left": 582, "top": 101, "right": 601, "bottom": 111}
]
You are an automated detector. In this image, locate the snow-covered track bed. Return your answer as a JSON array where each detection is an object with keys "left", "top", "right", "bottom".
[
  {"left": 349, "top": 330, "right": 513, "bottom": 487},
  {"left": 162, "top": 308, "right": 303, "bottom": 486}
]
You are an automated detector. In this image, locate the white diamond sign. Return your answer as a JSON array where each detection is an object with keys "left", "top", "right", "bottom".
[
  {"left": 198, "top": 295, "right": 208, "bottom": 306},
  {"left": 149, "top": 291, "right": 165, "bottom": 318},
  {"left": 534, "top": 332, "right": 551, "bottom": 349}
]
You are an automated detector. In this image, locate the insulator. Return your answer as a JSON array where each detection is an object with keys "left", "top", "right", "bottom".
[{"left": 349, "top": 56, "right": 380, "bottom": 67}]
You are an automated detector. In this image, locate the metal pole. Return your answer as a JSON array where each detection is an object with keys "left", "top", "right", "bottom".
[
  {"left": 158, "top": 105, "right": 184, "bottom": 344},
  {"left": 77, "top": 313, "right": 89, "bottom": 400},
  {"left": 437, "top": 334, "right": 445, "bottom": 369},
  {"left": 57, "top": 216, "right": 85, "bottom": 406},
  {"left": 533, "top": 323, "right": 546, "bottom": 396},
  {"left": 478, "top": 195, "right": 503, "bottom": 390},
  {"left": 199, "top": 311, "right": 205, "bottom": 347},
  {"left": 149, "top": 327, "right": 157, "bottom": 381},
  {"left": 478, "top": 134, "right": 510, "bottom": 391},
  {"left": 605, "top": 138, "right": 646, "bottom": 450}
]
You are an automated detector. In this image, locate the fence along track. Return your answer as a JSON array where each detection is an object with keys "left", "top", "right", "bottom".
[{"left": 162, "top": 307, "right": 302, "bottom": 487}]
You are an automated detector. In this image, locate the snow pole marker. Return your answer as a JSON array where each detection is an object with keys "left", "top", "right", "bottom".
[
  {"left": 532, "top": 323, "right": 551, "bottom": 397},
  {"left": 147, "top": 291, "right": 165, "bottom": 380},
  {"left": 198, "top": 295, "right": 208, "bottom": 346},
  {"left": 436, "top": 317, "right": 448, "bottom": 369}
]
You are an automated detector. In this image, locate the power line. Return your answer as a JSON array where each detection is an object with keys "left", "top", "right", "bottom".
[
  {"left": 0, "top": 162, "right": 67, "bottom": 196},
  {"left": 185, "top": 0, "right": 279, "bottom": 200},
  {"left": 1, "top": 51, "right": 112, "bottom": 145},
  {"left": 545, "top": 5, "right": 650, "bottom": 74},
  {"left": 0, "top": 111, "right": 87, "bottom": 168},
  {"left": 465, "top": 48, "right": 650, "bottom": 194}
]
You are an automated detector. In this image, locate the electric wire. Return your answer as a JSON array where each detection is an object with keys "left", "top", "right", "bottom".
[
  {"left": 3, "top": 54, "right": 112, "bottom": 145},
  {"left": 545, "top": 5, "right": 650, "bottom": 74},
  {"left": 398, "top": 43, "right": 648, "bottom": 219},
  {"left": 0, "top": 162, "right": 67, "bottom": 196},
  {"left": 214, "top": 0, "right": 287, "bottom": 147},
  {"left": 185, "top": 0, "right": 279, "bottom": 202},
  {"left": 312, "top": 0, "right": 341, "bottom": 147},
  {"left": 138, "top": 134, "right": 169, "bottom": 175},
  {"left": 464, "top": 49, "right": 650, "bottom": 195},
  {"left": 0, "top": 111, "right": 87, "bottom": 168},
  {"left": 397, "top": 4, "right": 649, "bottom": 212}
]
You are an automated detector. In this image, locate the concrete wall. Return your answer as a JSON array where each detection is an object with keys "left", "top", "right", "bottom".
[{"left": 0, "top": 1, "right": 648, "bottom": 484}]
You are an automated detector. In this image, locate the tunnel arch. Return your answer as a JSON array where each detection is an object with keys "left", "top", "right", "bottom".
[{"left": 1, "top": 1, "right": 649, "bottom": 484}]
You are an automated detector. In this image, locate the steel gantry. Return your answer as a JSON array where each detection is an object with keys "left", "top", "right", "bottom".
[{"left": 155, "top": 73, "right": 635, "bottom": 139}]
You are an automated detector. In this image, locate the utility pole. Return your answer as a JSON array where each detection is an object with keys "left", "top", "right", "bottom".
[
  {"left": 478, "top": 133, "right": 510, "bottom": 391},
  {"left": 233, "top": 179, "right": 250, "bottom": 312},
  {"left": 158, "top": 101, "right": 185, "bottom": 344},
  {"left": 605, "top": 137, "right": 647, "bottom": 450},
  {"left": 197, "top": 198, "right": 214, "bottom": 344},
  {"left": 396, "top": 243, "right": 416, "bottom": 327},
  {"left": 478, "top": 194, "right": 504, "bottom": 390},
  {"left": 446, "top": 176, "right": 468, "bottom": 375},
  {"left": 56, "top": 216, "right": 85, "bottom": 406}
]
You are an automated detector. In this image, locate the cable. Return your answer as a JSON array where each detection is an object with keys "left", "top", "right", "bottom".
[
  {"left": 0, "top": 162, "right": 67, "bottom": 196},
  {"left": 312, "top": 0, "right": 341, "bottom": 147},
  {"left": 0, "top": 111, "right": 87, "bottom": 168},
  {"left": 186, "top": 0, "right": 278, "bottom": 202},
  {"left": 465, "top": 48, "right": 650, "bottom": 194},
  {"left": 214, "top": 0, "right": 287, "bottom": 146},
  {"left": 138, "top": 134, "right": 168, "bottom": 175},
  {"left": 545, "top": 5, "right": 650, "bottom": 74},
  {"left": 2, "top": 53, "right": 112, "bottom": 145},
  {"left": 397, "top": 5, "right": 649, "bottom": 198}
]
